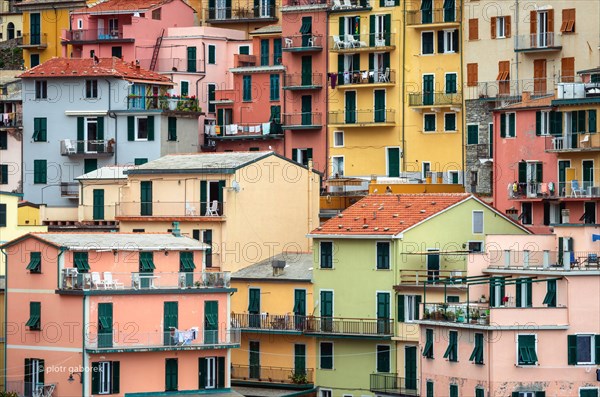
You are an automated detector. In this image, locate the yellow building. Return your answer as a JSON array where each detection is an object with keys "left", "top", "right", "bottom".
[
  {"left": 230, "top": 253, "right": 316, "bottom": 396},
  {"left": 0, "top": 0, "right": 22, "bottom": 42},
  {"left": 17, "top": 202, "right": 40, "bottom": 226},
  {"left": 76, "top": 166, "right": 132, "bottom": 225},
  {"left": 16, "top": 0, "right": 86, "bottom": 68}
]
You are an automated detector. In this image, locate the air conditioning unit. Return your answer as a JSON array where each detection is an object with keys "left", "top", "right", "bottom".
[
  {"left": 73, "top": 31, "right": 83, "bottom": 41},
  {"left": 588, "top": 186, "right": 600, "bottom": 197}
]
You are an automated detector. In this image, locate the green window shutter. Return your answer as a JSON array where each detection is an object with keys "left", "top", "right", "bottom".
[
  {"left": 40, "top": 118, "right": 47, "bottom": 141},
  {"left": 512, "top": 393, "right": 520, "bottom": 397},
  {"left": 397, "top": 295, "right": 405, "bottom": 322},
  {"left": 536, "top": 111, "right": 542, "bottom": 135},
  {"left": 168, "top": 117, "right": 177, "bottom": 141},
  {"left": 26, "top": 252, "right": 41, "bottom": 272},
  {"left": 273, "top": 38, "right": 282, "bottom": 65},
  {"left": 181, "top": 81, "right": 189, "bottom": 97},
  {"left": 567, "top": 334, "right": 577, "bottom": 365},
  {"left": 134, "top": 158, "right": 148, "bottom": 165},
  {"left": 384, "top": 14, "right": 391, "bottom": 44},
  {"left": 77, "top": 117, "right": 84, "bottom": 152},
  {"left": 339, "top": 17, "right": 345, "bottom": 36},
  {"left": 536, "top": 164, "right": 543, "bottom": 183},
  {"left": 32, "top": 118, "right": 40, "bottom": 141},
  {"left": 320, "top": 342, "right": 333, "bottom": 369},
  {"left": 414, "top": 295, "right": 421, "bottom": 319},
  {"left": 320, "top": 242, "right": 332, "bottom": 268},
  {"left": 198, "top": 358, "right": 207, "bottom": 388},
  {"left": 243, "top": 76, "right": 252, "bottom": 101},
  {"left": 376, "top": 345, "right": 390, "bottom": 373},
  {"left": 179, "top": 252, "right": 196, "bottom": 271},
  {"left": 550, "top": 111, "right": 563, "bottom": 136},
  {"left": 208, "top": 45, "right": 215, "bottom": 64},
  {"left": 97, "top": 116, "right": 104, "bottom": 141},
  {"left": 426, "top": 381, "right": 434, "bottom": 397},
  {"left": 535, "top": 393, "right": 545, "bottom": 397},
  {"left": 444, "top": 331, "right": 457, "bottom": 361},
  {"left": 111, "top": 361, "right": 120, "bottom": 394},
  {"left": 74, "top": 252, "right": 90, "bottom": 271},
  {"left": 516, "top": 279, "right": 522, "bottom": 307},
  {"left": 147, "top": 116, "right": 154, "bottom": 141},
  {"left": 0, "top": 164, "right": 8, "bottom": 185},
  {"left": 217, "top": 356, "right": 225, "bottom": 388},
  {"left": 91, "top": 362, "right": 100, "bottom": 395},
  {"left": 518, "top": 162, "right": 527, "bottom": 184},
  {"left": 33, "top": 159, "right": 47, "bottom": 184},
  {"left": 579, "top": 110, "right": 587, "bottom": 132},
  {"left": 353, "top": 53, "right": 360, "bottom": 71},
  {"left": 450, "top": 385, "right": 458, "bottom": 397},
  {"left": 0, "top": 131, "right": 7, "bottom": 149},
  {"left": 489, "top": 278, "right": 496, "bottom": 307},
  {"left": 500, "top": 114, "right": 507, "bottom": 138},
  {"left": 595, "top": 335, "right": 600, "bottom": 364},
  {"left": 369, "top": 15, "right": 376, "bottom": 46},
  {"left": 475, "top": 388, "right": 484, "bottom": 397},
  {"left": 369, "top": 53, "right": 374, "bottom": 71},
  {"left": 526, "top": 279, "right": 532, "bottom": 307},
  {"left": 376, "top": 242, "right": 389, "bottom": 269},
  {"left": 128, "top": 116, "right": 135, "bottom": 141},
  {"left": 187, "top": 47, "right": 197, "bottom": 72},
  {"left": 270, "top": 74, "right": 279, "bottom": 101},
  {"left": 543, "top": 279, "right": 556, "bottom": 307},
  {"left": 423, "top": 328, "right": 433, "bottom": 358},
  {"left": 200, "top": 180, "right": 207, "bottom": 215},
  {"left": 84, "top": 159, "right": 97, "bottom": 174},
  {"left": 445, "top": 74, "right": 457, "bottom": 94},
  {"left": 260, "top": 39, "right": 269, "bottom": 66},
  {"left": 248, "top": 288, "right": 260, "bottom": 312},
  {"left": 208, "top": 84, "right": 216, "bottom": 113},
  {"left": 467, "top": 125, "right": 479, "bottom": 144},
  {"left": 509, "top": 113, "right": 516, "bottom": 136},
  {"left": 26, "top": 302, "right": 41, "bottom": 329},
  {"left": 589, "top": 109, "right": 597, "bottom": 133}
]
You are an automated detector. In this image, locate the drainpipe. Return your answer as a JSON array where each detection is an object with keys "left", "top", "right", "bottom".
[
  {"left": 195, "top": 43, "right": 208, "bottom": 97},
  {"left": 460, "top": 0, "right": 465, "bottom": 186},
  {"left": 401, "top": 0, "right": 407, "bottom": 173},
  {"left": 104, "top": 79, "right": 117, "bottom": 165},
  {"left": 1, "top": 248, "right": 7, "bottom": 392},
  {"left": 325, "top": 9, "right": 330, "bottom": 178},
  {"left": 82, "top": 294, "right": 87, "bottom": 397},
  {"left": 515, "top": 0, "right": 519, "bottom": 82}
]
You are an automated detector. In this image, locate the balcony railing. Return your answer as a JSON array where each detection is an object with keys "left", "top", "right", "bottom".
[
  {"left": 20, "top": 33, "right": 47, "bottom": 48},
  {"left": 0, "top": 113, "right": 22, "bottom": 128},
  {"left": 60, "top": 182, "right": 79, "bottom": 198},
  {"left": 370, "top": 374, "right": 419, "bottom": 396},
  {"left": 397, "top": 269, "right": 466, "bottom": 286},
  {"left": 515, "top": 33, "right": 562, "bottom": 52},
  {"left": 405, "top": 8, "right": 461, "bottom": 25},
  {"left": 63, "top": 28, "right": 127, "bottom": 42},
  {"left": 86, "top": 328, "right": 240, "bottom": 350},
  {"left": 283, "top": 73, "right": 323, "bottom": 89},
  {"left": 329, "top": 0, "right": 371, "bottom": 11},
  {"left": 127, "top": 96, "right": 201, "bottom": 112},
  {"left": 60, "top": 270, "right": 232, "bottom": 291},
  {"left": 232, "top": 365, "right": 314, "bottom": 385},
  {"left": 330, "top": 33, "right": 396, "bottom": 52},
  {"left": 60, "top": 139, "right": 115, "bottom": 157},
  {"left": 423, "top": 303, "right": 490, "bottom": 325},
  {"left": 283, "top": 112, "right": 322, "bottom": 128},
  {"left": 328, "top": 109, "right": 395, "bottom": 125},
  {"left": 116, "top": 201, "right": 224, "bottom": 217},
  {"left": 282, "top": 34, "right": 323, "bottom": 51},
  {"left": 470, "top": 78, "right": 555, "bottom": 100},
  {"left": 211, "top": 122, "right": 284, "bottom": 138},
  {"left": 137, "top": 58, "right": 206, "bottom": 74},
  {"left": 304, "top": 316, "right": 394, "bottom": 336},
  {"left": 206, "top": 5, "right": 278, "bottom": 22},
  {"left": 6, "top": 381, "right": 56, "bottom": 397},
  {"left": 545, "top": 134, "right": 600, "bottom": 153},
  {"left": 486, "top": 250, "right": 600, "bottom": 271},
  {"left": 508, "top": 181, "right": 600, "bottom": 199},
  {"left": 408, "top": 92, "right": 462, "bottom": 107},
  {"left": 232, "top": 313, "right": 306, "bottom": 331},
  {"left": 337, "top": 68, "right": 395, "bottom": 86}
]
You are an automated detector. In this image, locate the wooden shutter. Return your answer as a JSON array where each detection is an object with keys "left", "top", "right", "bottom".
[
  {"left": 91, "top": 362, "right": 100, "bottom": 394},
  {"left": 589, "top": 110, "right": 597, "bottom": 133},
  {"left": 339, "top": 17, "right": 344, "bottom": 37},
  {"left": 198, "top": 358, "right": 207, "bottom": 388},
  {"left": 467, "top": 63, "right": 478, "bottom": 87},
  {"left": 505, "top": 16, "right": 511, "bottom": 37},
  {"left": 77, "top": 116, "right": 84, "bottom": 152},
  {"left": 469, "top": 18, "right": 478, "bottom": 40},
  {"left": 595, "top": 335, "right": 600, "bottom": 364},
  {"left": 414, "top": 295, "right": 421, "bottom": 319},
  {"left": 97, "top": 116, "right": 104, "bottom": 140},
  {"left": 561, "top": 57, "right": 575, "bottom": 83},
  {"left": 567, "top": 335, "right": 577, "bottom": 364},
  {"left": 536, "top": 111, "right": 542, "bottom": 136},
  {"left": 560, "top": 9, "right": 569, "bottom": 32},
  {"left": 369, "top": 15, "right": 376, "bottom": 46},
  {"left": 490, "top": 17, "right": 496, "bottom": 39},
  {"left": 518, "top": 162, "right": 527, "bottom": 183},
  {"left": 437, "top": 30, "right": 444, "bottom": 53},
  {"left": 200, "top": 180, "right": 207, "bottom": 214},
  {"left": 530, "top": 10, "right": 537, "bottom": 34},
  {"left": 548, "top": 9, "right": 554, "bottom": 32},
  {"left": 127, "top": 116, "right": 135, "bottom": 141}
]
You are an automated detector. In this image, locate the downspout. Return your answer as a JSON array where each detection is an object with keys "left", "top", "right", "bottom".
[
  {"left": 401, "top": 0, "right": 407, "bottom": 173},
  {"left": 104, "top": 79, "right": 117, "bottom": 165},
  {"left": 1, "top": 248, "right": 7, "bottom": 392},
  {"left": 460, "top": 0, "right": 465, "bottom": 186},
  {"left": 82, "top": 294, "right": 87, "bottom": 397},
  {"left": 195, "top": 43, "right": 207, "bottom": 143},
  {"left": 325, "top": 11, "right": 330, "bottom": 178},
  {"left": 514, "top": 0, "right": 519, "bottom": 82}
]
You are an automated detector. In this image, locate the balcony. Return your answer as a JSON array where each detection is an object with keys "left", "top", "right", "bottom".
[
  {"left": 127, "top": 96, "right": 201, "bottom": 113},
  {"left": 515, "top": 33, "right": 562, "bottom": 53},
  {"left": 210, "top": 123, "right": 284, "bottom": 140},
  {"left": 303, "top": 316, "right": 394, "bottom": 337},
  {"left": 60, "top": 139, "right": 115, "bottom": 157},
  {"left": 232, "top": 365, "right": 314, "bottom": 387},
  {"left": 408, "top": 92, "right": 462, "bottom": 107},
  {"left": 554, "top": 79, "right": 600, "bottom": 104},
  {"left": 470, "top": 78, "right": 555, "bottom": 101},
  {"left": 282, "top": 35, "right": 323, "bottom": 52},
  {"left": 545, "top": 134, "right": 600, "bottom": 153},
  {"left": 370, "top": 374, "right": 419, "bottom": 396},
  {"left": 405, "top": 8, "right": 461, "bottom": 27},
  {"left": 283, "top": 73, "right": 323, "bottom": 90},
  {"left": 508, "top": 181, "right": 600, "bottom": 200},
  {"left": 213, "top": 89, "right": 236, "bottom": 105},
  {"left": 330, "top": 33, "right": 396, "bottom": 52},
  {"left": 19, "top": 33, "right": 47, "bottom": 49},
  {"left": 206, "top": 4, "right": 278, "bottom": 23},
  {"left": 5, "top": 381, "right": 56, "bottom": 397},
  {"left": 115, "top": 201, "right": 225, "bottom": 219},
  {"left": 63, "top": 28, "right": 132, "bottom": 44},
  {"left": 86, "top": 328, "right": 240, "bottom": 353},
  {"left": 0, "top": 113, "right": 23, "bottom": 128},
  {"left": 328, "top": 109, "right": 395, "bottom": 126},
  {"left": 336, "top": 68, "right": 395, "bottom": 88},
  {"left": 60, "top": 269, "right": 232, "bottom": 291},
  {"left": 396, "top": 269, "right": 466, "bottom": 287},
  {"left": 231, "top": 313, "right": 306, "bottom": 333},
  {"left": 423, "top": 303, "right": 490, "bottom": 326},
  {"left": 60, "top": 182, "right": 79, "bottom": 199},
  {"left": 486, "top": 250, "right": 600, "bottom": 271},
  {"left": 329, "top": 0, "right": 371, "bottom": 12},
  {"left": 283, "top": 112, "right": 322, "bottom": 130}
]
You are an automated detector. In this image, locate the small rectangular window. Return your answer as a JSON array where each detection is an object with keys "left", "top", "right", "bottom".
[
  {"left": 376, "top": 345, "right": 391, "bottom": 372},
  {"left": 468, "top": 242, "right": 483, "bottom": 253},
  {"left": 134, "top": 158, "right": 148, "bottom": 165},
  {"left": 445, "top": 73, "right": 457, "bottom": 94},
  {"left": 167, "top": 117, "right": 177, "bottom": 141},
  {"left": 423, "top": 329, "right": 434, "bottom": 358},
  {"left": 243, "top": 75, "right": 252, "bottom": 102},
  {"left": 424, "top": 114, "right": 436, "bottom": 132},
  {"left": 334, "top": 131, "right": 344, "bottom": 147},
  {"left": 320, "top": 242, "right": 333, "bottom": 269},
  {"left": 376, "top": 242, "right": 390, "bottom": 269},
  {"left": 152, "top": 7, "right": 162, "bottom": 20},
  {"left": 85, "top": 80, "right": 98, "bottom": 99},
  {"left": 35, "top": 81, "right": 47, "bottom": 99},
  {"left": 469, "top": 333, "right": 484, "bottom": 364},
  {"left": 473, "top": 211, "right": 484, "bottom": 233},
  {"left": 0, "top": 164, "right": 8, "bottom": 185},
  {"left": 208, "top": 45, "right": 216, "bottom": 64},
  {"left": 0, "top": 131, "right": 8, "bottom": 150},
  {"left": 421, "top": 32, "right": 434, "bottom": 54},
  {"left": 443, "top": 330, "right": 458, "bottom": 361},
  {"left": 517, "top": 334, "right": 538, "bottom": 365},
  {"left": 270, "top": 74, "right": 280, "bottom": 101},
  {"left": 467, "top": 124, "right": 479, "bottom": 144},
  {"left": 444, "top": 113, "right": 456, "bottom": 131},
  {"left": 73, "top": 252, "right": 90, "bottom": 272},
  {"left": 320, "top": 342, "right": 333, "bottom": 369},
  {"left": 26, "top": 302, "right": 41, "bottom": 330},
  {"left": 543, "top": 280, "right": 557, "bottom": 307},
  {"left": 33, "top": 159, "right": 47, "bottom": 184},
  {"left": 26, "top": 252, "right": 42, "bottom": 273},
  {"left": 33, "top": 118, "right": 47, "bottom": 142}
]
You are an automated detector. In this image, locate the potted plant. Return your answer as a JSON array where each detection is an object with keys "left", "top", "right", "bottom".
[
  {"left": 470, "top": 309, "right": 479, "bottom": 324},
  {"left": 479, "top": 294, "right": 488, "bottom": 303},
  {"left": 289, "top": 371, "right": 309, "bottom": 384},
  {"left": 423, "top": 308, "right": 431, "bottom": 320},
  {"left": 445, "top": 311, "right": 455, "bottom": 322},
  {"left": 501, "top": 296, "right": 509, "bottom": 306},
  {"left": 456, "top": 308, "right": 465, "bottom": 323},
  {"left": 194, "top": 280, "right": 202, "bottom": 288}
]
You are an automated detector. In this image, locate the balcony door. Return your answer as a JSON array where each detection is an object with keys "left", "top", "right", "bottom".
[
  {"left": 301, "top": 96, "right": 312, "bottom": 125},
  {"left": 537, "top": 11, "right": 549, "bottom": 47},
  {"left": 294, "top": 344, "right": 306, "bottom": 377},
  {"left": 405, "top": 346, "right": 417, "bottom": 390},
  {"left": 259, "top": 0, "right": 270, "bottom": 18},
  {"left": 199, "top": 357, "right": 217, "bottom": 389},
  {"left": 204, "top": 301, "right": 218, "bottom": 344},
  {"left": 140, "top": 181, "right": 152, "bottom": 216},
  {"left": 164, "top": 302, "right": 178, "bottom": 346},
  {"left": 533, "top": 59, "right": 547, "bottom": 95},
  {"left": 216, "top": 0, "right": 227, "bottom": 19},
  {"left": 426, "top": 249, "right": 440, "bottom": 281},
  {"left": 30, "top": 13, "right": 41, "bottom": 45},
  {"left": 583, "top": 160, "right": 594, "bottom": 191},
  {"left": 320, "top": 290, "right": 333, "bottom": 332},
  {"left": 344, "top": 91, "right": 356, "bottom": 124},
  {"left": 558, "top": 160, "right": 571, "bottom": 196},
  {"left": 376, "top": 292, "right": 390, "bottom": 334},
  {"left": 108, "top": 18, "right": 119, "bottom": 37},
  {"left": 423, "top": 75, "right": 434, "bottom": 106},
  {"left": 249, "top": 341, "right": 260, "bottom": 379}
]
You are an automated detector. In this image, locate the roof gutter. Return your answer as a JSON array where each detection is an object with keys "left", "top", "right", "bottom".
[{"left": 306, "top": 234, "right": 397, "bottom": 240}]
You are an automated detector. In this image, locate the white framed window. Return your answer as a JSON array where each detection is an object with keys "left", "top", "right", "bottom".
[
  {"left": 404, "top": 295, "right": 418, "bottom": 322},
  {"left": 472, "top": 210, "right": 484, "bottom": 234},
  {"left": 77, "top": 19, "right": 83, "bottom": 29},
  {"left": 333, "top": 131, "right": 344, "bottom": 147},
  {"left": 85, "top": 79, "right": 98, "bottom": 99},
  {"left": 447, "top": 170, "right": 460, "bottom": 184},
  {"left": 239, "top": 45, "right": 251, "bottom": 54},
  {"left": 422, "top": 161, "right": 431, "bottom": 180},
  {"left": 204, "top": 357, "right": 217, "bottom": 389},
  {"left": 573, "top": 334, "right": 596, "bottom": 365},
  {"left": 135, "top": 116, "right": 149, "bottom": 141},
  {"left": 332, "top": 156, "right": 344, "bottom": 176},
  {"left": 99, "top": 361, "right": 111, "bottom": 394},
  {"left": 321, "top": 390, "right": 332, "bottom": 397},
  {"left": 539, "top": 110, "right": 550, "bottom": 135},
  {"left": 423, "top": 113, "right": 436, "bottom": 132},
  {"left": 496, "top": 16, "right": 507, "bottom": 38},
  {"left": 108, "top": 18, "right": 118, "bottom": 36},
  {"left": 444, "top": 112, "right": 457, "bottom": 132},
  {"left": 34, "top": 80, "right": 47, "bottom": 99},
  {"left": 293, "top": 148, "right": 312, "bottom": 167},
  {"left": 468, "top": 241, "right": 483, "bottom": 252},
  {"left": 578, "top": 388, "right": 599, "bottom": 397},
  {"left": 516, "top": 333, "right": 538, "bottom": 366},
  {"left": 443, "top": 29, "right": 456, "bottom": 53}
]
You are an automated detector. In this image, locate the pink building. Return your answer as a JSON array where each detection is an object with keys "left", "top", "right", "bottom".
[
  {"left": 2, "top": 231, "right": 240, "bottom": 396},
  {"left": 63, "top": 0, "right": 195, "bottom": 62},
  {"left": 417, "top": 229, "right": 600, "bottom": 397}
]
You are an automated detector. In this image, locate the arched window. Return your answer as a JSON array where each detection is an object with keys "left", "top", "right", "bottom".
[{"left": 7, "top": 22, "right": 15, "bottom": 40}]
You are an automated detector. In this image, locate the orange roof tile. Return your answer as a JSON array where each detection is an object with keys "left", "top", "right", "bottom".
[
  {"left": 311, "top": 193, "right": 472, "bottom": 236},
  {"left": 18, "top": 57, "right": 173, "bottom": 84},
  {"left": 499, "top": 93, "right": 555, "bottom": 110},
  {"left": 79, "top": 0, "right": 173, "bottom": 13}
]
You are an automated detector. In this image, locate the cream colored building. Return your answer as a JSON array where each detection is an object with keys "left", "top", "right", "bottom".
[
  {"left": 0, "top": 0, "right": 22, "bottom": 42},
  {"left": 116, "top": 152, "right": 320, "bottom": 272}
]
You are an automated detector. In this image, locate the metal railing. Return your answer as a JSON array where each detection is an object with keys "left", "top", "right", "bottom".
[
  {"left": 64, "top": 28, "right": 126, "bottom": 42},
  {"left": 127, "top": 96, "right": 200, "bottom": 112},
  {"left": 214, "top": 89, "right": 236, "bottom": 102},
  {"left": 515, "top": 33, "right": 561, "bottom": 51},
  {"left": 212, "top": 122, "right": 284, "bottom": 138},
  {"left": 60, "top": 270, "right": 231, "bottom": 290},
  {"left": 231, "top": 365, "right": 314, "bottom": 385},
  {"left": 0, "top": 113, "right": 23, "bottom": 128},
  {"left": 231, "top": 313, "right": 307, "bottom": 331},
  {"left": 397, "top": 269, "right": 466, "bottom": 285},
  {"left": 370, "top": 374, "right": 419, "bottom": 395},
  {"left": 116, "top": 201, "right": 224, "bottom": 217},
  {"left": 408, "top": 92, "right": 462, "bottom": 106},
  {"left": 6, "top": 381, "right": 57, "bottom": 397},
  {"left": 469, "top": 78, "right": 555, "bottom": 100},
  {"left": 545, "top": 134, "right": 600, "bottom": 152},
  {"left": 284, "top": 73, "right": 323, "bottom": 88},
  {"left": 282, "top": 112, "right": 322, "bottom": 127},
  {"left": 20, "top": 33, "right": 47, "bottom": 47},
  {"left": 423, "top": 303, "right": 490, "bottom": 325},
  {"left": 486, "top": 250, "right": 600, "bottom": 271},
  {"left": 137, "top": 58, "right": 206, "bottom": 74},
  {"left": 508, "top": 181, "right": 600, "bottom": 199},
  {"left": 304, "top": 316, "right": 394, "bottom": 336},
  {"left": 337, "top": 68, "right": 395, "bottom": 86},
  {"left": 206, "top": 5, "right": 277, "bottom": 21},
  {"left": 328, "top": 109, "right": 395, "bottom": 125},
  {"left": 330, "top": 33, "right": 396, "bottom": 51},
  {"left": 405, "top": 7, "right": 461, "bottom": 25},
  {"left": 60, "top": 139, "right": 115, "bottom": 156},
  {"left": 282, "top": 34, "right": 323, "bottom": 50},
  {"left": 60, "top": 182, "right": 79, "bottom": 198},
  {"left": 86, "top": 328, "right": 240, "bottom": 350},
  {"left": 329, "top": 0, "right": 371, "bottom": 11}
]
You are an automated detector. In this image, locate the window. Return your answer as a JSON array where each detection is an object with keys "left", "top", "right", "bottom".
[
  {"left": 0, "top": 131, "right": 7, "bottom": 149},
  {"left": 500, "top": 113, "right": 516, "bottom": 138},
  {"left": 443, "top": 330, "right": 458, "bottom": 361},
  {"left": 445, "top": 73, "right": 457, "bottom": 94},
  {"left": 472, "top": 211, "right": 483, "bottom": 233},
  {"left": 270, "top": 74, "right": 280, "bottom": 101},
  {"left": 376, "top": 242, "right": 390, "bottom": 269},
  {"left": 32, "top": 118, "right": 47, "bottom": 142},
  {"left": 398, "top": 295, "right": 421, "bottom": 322},
  {"left": 470, "top": 333, "right": 484, "bottom": 364},
  {"left": 492, "top": 16, "right": 511, "bottom": 39},
  {"left": 332, "top": 156, "right": 344, "bottom": 176},
  {"left": 423, "top": 329, "right": 434, "bottom": 358},
  {"left": 376, "top": 345, "right": 390, "bottom": 372},
  {"left": 26, "top": 302, "right": 41, "bottom": 330},
  {"left": 74, "top": 252, "right": 90, "bottom": 272},
  {"left": 560, "top": 9, "right": 575, "bottom": 33},
  {"left": 426, "top": 381, "right": 434, "bottom": 397},
  {"left": 35, "top": 80, "right": 47, "bottom": 99},
  {"left": 111, "top": 46, "right": 122, "bottom": 58},
  {"left": 521, "top": 202, "right": 533, "bottom": 225},
  {"left": 320, "top": 242, "right": 333, "bottom": 269},
  {"left": 561, "top": 57, "right": 575, "bottom": 83},
  {"left": 207, "top": 84, "right": 216, "bottom": 113},
  {"left": 187, "top": 47, "right": 197, "bottom": 72},
  {"left": 202, "top": 229, "right": 213, "bottom": 267},
  {"left": 440, "top": 29, "right": 458, "bottom": 53},
  {"left": 84, "top": 159, "right": 97, "bottom": 174},
  {"left": 134, "top": 158, "right": 148, "bottom": 165},
  {"left": 292, "top": 148, "right": 313, "bottom": 167},
  {"left": 444, "top": 113, "right": 456, "bottom": 131},
  {"left": 208, "top": 45, "right": 216, "bottom": 64},
  {"left": 543, "top": 280, "right": 557, "bottom": 307},
  {"left": 467, "top": 124, "right": 479, "bottom": 144},
  {"left": 167, "top": 117, "right": 177, "bottom": 141},
  {"left": 26, "top": 252, "right": 41, "bottom": 273},
  {"left": 421, "top": 32, "right": 434, "bottom": 54},
  {"left": 516, "top": 278, "right": 533, "bottom": 308},
  {"left": 91, "top": 361, "right": 120, "bottom": 395},
  {"left": 85, "top": 80, "right": 98, "bottom": 99},
  {"left": 476, "top": 388, "right": 485, "bottom": 397},
  {"left": 30, "top": 54, "right": 40, "bottom": 68},
  {"left": 152, "top": 7, "right": 161, "bottom": 19},
  {"left": 25, "top": 358, "right": 45, "bottom": 396},
  {"left": 568, "top": 334, "right": 598, "bottom": 365},
  {"left": 450, "top": 385, "right": 459, "bottom": 397},
  {"left": 321, "top": 391, "right": 332, "bottom": 397},
  {"left": 133, "top": 116, "right": 154, "bottom": 141},
  {"left": 0, "top": 164, "right": 8, "bottom": 185},
  {"left": 181, "top": 81, "right": 189, "bottom": 97},
  {"left": 239, "top": 45, "right": 250, "bottom": 55},
  {"left": 320, "top": 342, "right": 333, "bottom": 369},
  {"left": 273, "top": 38, "right": 282, "bottom": 65},
  {"left": 517, "top": 334, "right": 538, "bottom": 365},
  {"left": 424, "top": 114, "right": 436, "bottom": 132},
  {"left": 468, "top": 241, "right": 483, "bottom": 253},
  {"left": 334, "top": 131, "right": 344, "bottom": 147},
  {"left": 536, "top": 111, "right": 550, "bottom": 136},
  {"left": 243, "top": 75, "right": 252, "bottom": 101},
  {"left": 33, "top": 160, "right": 47, "bottom": 184},
  {"left": 77, "top": 19, "right": 83, "bottom": 29},
  {"left": 469, "top": 18, "right": 479, "bottom": 40},
  {"left": 260, "top": 39, "right": 269, "bottom": 66},
  {"left": 467, "top": 63, "right": 478, "bottom": 87},
  {"left": 0, "top": 203, "right": 7, "bottom": 226}
]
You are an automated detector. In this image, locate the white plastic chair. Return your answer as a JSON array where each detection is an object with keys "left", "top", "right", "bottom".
[
  {"left": 380, "top": 67, "right": 390, "bottom": 83},
  {"left": 205, "top": 200, "right": 219, "bottom": 216},
  {"left": 343, "top": 0, "right": 356, "bottom": 7},
  {"left": 64, "top": 139, "right": 77, "bottom": 154},
  {"left": 346, "top": 34, "right": 367, "bottom": 48},
  {"left": 333, "top": 35, "right": 346, "bottom": 50},
  {"left": 91, "top": 272, "right": 108, "bottom": 289},
  {"left": 104, "top": 272, "right": 124, "bottom": 289},
  {"left": 185, "top": 203, "right": 196, "bottom": 216},
  {"left": 284, "top": 38, "right": 293, "bottom": 48}
]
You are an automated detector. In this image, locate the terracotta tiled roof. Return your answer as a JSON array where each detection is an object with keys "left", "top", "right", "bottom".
[
  {"left": 81, "top": 0, "right": 172, "bottom": 13},
  {"left": 310, "top": 193, "right": 472, "bottom": 236},
  {"left": 18, "top": 57, "right": 172, "bottom": 84},
  {"left": 499, "top": 94, "right": 555, "bottom": 110}
]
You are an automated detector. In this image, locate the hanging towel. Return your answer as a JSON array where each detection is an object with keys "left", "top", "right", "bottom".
[
  {"left": 329, "top": 73, "right": 337, "bottom": 89},
  {"left": 262, "top": 122, "right": 271, "bottom": 135}
]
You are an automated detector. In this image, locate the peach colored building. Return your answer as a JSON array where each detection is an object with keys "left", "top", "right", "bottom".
[
  {"left": 1, "top": 231, "right": 240, "bottom": 397},
  {"left": 417, "top": 228, "right": 600, "bottom": 397}
]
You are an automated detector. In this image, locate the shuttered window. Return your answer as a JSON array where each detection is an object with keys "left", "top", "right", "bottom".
[
  {"left": 33, "top": 160, "right": 47, "bottom": 184},
  {"left": 424, "top": 114, "right": 436, "bottom": 132},
  {"left": 179, "top": 252, "right": 196, "bottom": 271},
  {"left": 74, "top": 252, "right": 90, "bottom": 272},
  {"left": 208, "top": 45, "right": 216, "bottom": 64},
  {"left": 320, "top": 342, "right": 333, "bottom": 369},
  {"left": 561, "top": 57, "right": 575, "bottom": 82},
  {"left": 443, "top": 330, "right": 458, "bottom": 361},
  {"left": 376, "top": 345, "right": 391, "bottom": 372},
  {"left": 467, "top": 63, "right": 478, "bottom": 87},
  {"left": 26, "top": 252, "right": 42, "bottom": 273},
  {"left": 445, "top": 73, "right": 457, "bottom": 94},
  {"left": 32, "top": 118, "right": 47, "bottom": 141},
  {"left": 426, "top": 381, "right": 434, "bottom": 397},
  {"left": 496, "top": 61, "right": 510, "bottom": 81},
  {"left": 423, "top": 329, "right": 434, "bottom": 358},
  {"left": 270, "top": 74, "right": 280, "bottom": 101},
  {"left": 0, "top": 163, "right": 6, "bottom": 183},
  {"left": 26, "top": 302, "right": 41, "bottom": 330},
  {"left": 543, "top": 279, "right": 557, "bottom": 307},
  {"left": 376, "top": 242, "right": 390, "bottom": 269},
  {"left": 139, "top": 252, "right": 156, "bottom": 271},
  {"left": 243, "top": 75, "right": 252, "bottom": 101},
  {"left": 469, "top": 18, "right": 479, "bottom": 40},
  {"left": 167, "top": 117, "right": 177, "bottom": 141},
  {"left": 517, "top": 334, "right": 538, "bottom": 365},
  {"left": 469, "top": 333, "right": 484, "bottom": 364},
  {"left": 467, "top": 124, "right": 479, "bottom": 145},
  {"left": 450, "top": 385, "right": 459, "bottom": 397},
  {"left": 320, "top": 242, "right": 333, "bottom": 269},
  {"left": 567, "top": 334, "right": 599, "bottom": 365},
  {"left": 560, "top": 8, "right": 575, "bottom": 33}
]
